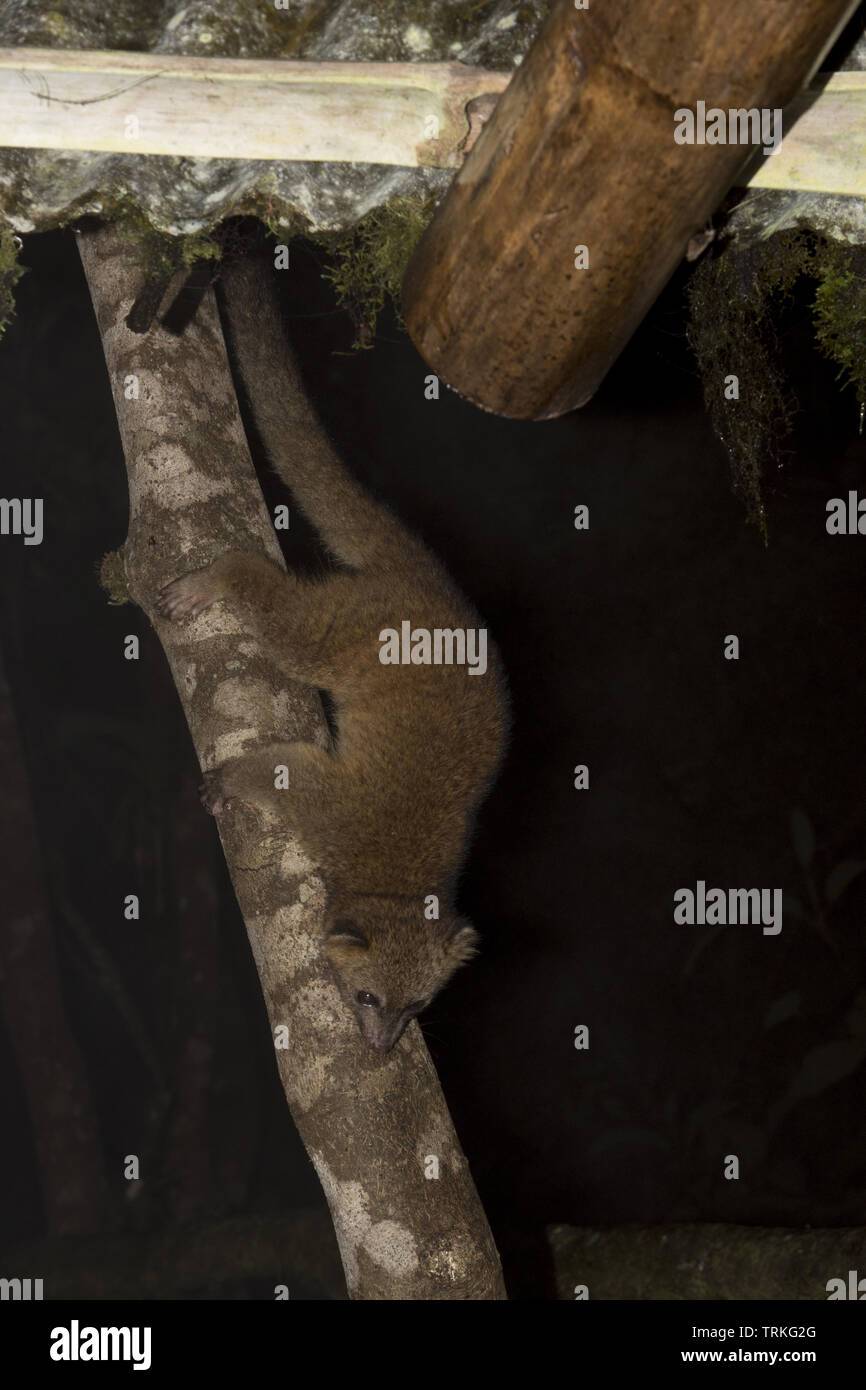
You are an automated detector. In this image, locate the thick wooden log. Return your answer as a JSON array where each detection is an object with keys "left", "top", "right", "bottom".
[
  {"left": 401, "top": 0, "right": 860, "bottom": 420},
  {"left": 0, "top": 47, "right": 509, "bottom": 168}
]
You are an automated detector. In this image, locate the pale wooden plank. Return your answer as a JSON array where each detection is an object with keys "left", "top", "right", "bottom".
[
  {"left": 0, "top": 47, "right": 511, "bottom": 167},
  {"left": 747, "top": 74, "right": 866, "bottom": 196},
  {"left": 0, "top": 46, "right": 864, "bottom": 194}
]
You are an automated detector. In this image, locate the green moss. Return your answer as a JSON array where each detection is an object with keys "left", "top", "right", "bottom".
[
  {"left": 40, "top": 183, "right": 437, "bottom": 350},
  {"left": 181, "top": 233, "right": 221, "bottom": 268},
  {"left": 99, "top": 549, "right": 130, "bottom": 605},
  {"left": 274, "top": 0, "right": 341, "bottom": 56},
  {"left": 47, "top": 192, "right": 435, "bottom": 350},
  {"left": 688, "top": 230, "right": 866, "bottom": 540},
  {"left": 812, "top": 242, "right": 866, "bottom": 404},
  {"left": 0, "top": 221, "right": 27, "bottom": 339},
  {"left": 313, "top": 193, "right": 437, "bottom": 347}
]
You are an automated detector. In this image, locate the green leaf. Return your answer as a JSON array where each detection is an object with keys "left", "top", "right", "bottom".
[
  {"left": 585, "top": 1128, "right": 671, "bottom": 1162},
  {"left": 785, "top": 1039, "right": 866, "bottom": 1104},
  {"left": 681, "top": 924, "right": 727, "bottom": 977},
  {"left": 763, "top": 991, "right": 801, "bottom": 1030},
  {"left": 790, "top": 807, "right": 815, "bottom": 868},
  {"left": 825, "top": 859, "right": 866, "bottom": 905}
]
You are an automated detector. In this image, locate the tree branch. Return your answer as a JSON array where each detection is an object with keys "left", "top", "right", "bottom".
[{"left": 75, "top": 222, "right": 506, "bottom": 1300}]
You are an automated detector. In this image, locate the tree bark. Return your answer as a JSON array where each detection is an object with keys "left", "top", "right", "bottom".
[
  {"left": 401, "top": 0, "right": 859, "bottom": 419},
  {"left": 75, "top": 222, "right": 506, "bottom": 1300}
]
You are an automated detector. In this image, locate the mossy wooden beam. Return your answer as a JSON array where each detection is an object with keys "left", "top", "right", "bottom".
[
  {"left": 400, "top": 0, "right": 860, "bottom": 420},
  {"left": 0, "top": 47, "right": 509, "bottom": 168}
]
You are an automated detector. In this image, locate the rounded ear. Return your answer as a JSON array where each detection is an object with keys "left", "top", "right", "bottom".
[
  {"left": 444, "top": 918, "right": 480, "bottom": 965},
  {"left": 327, "top": 918, "right": 370, "bottom": 950}
]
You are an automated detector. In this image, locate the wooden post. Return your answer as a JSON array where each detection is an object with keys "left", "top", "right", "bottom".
[{"left": 401, "top": 0, "right": 860, "bottom": 420}]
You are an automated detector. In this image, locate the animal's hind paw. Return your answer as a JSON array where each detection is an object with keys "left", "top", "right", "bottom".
[
  {"left": 199, "top": 771, "right": 231, "bottom": 817},
  {"left": 157, "top": 567, "right": 220, "bottom": 622}
]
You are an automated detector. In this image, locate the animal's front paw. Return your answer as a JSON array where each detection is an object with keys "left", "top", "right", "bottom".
[
  {"left": 158, "top": 566, "right": 220, "bottom": 622},
  {"left": 199, "top": 771, "right": 231, "bottom": 817}
]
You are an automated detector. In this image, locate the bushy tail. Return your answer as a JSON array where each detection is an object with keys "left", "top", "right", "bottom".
[{"left": 220, "top": 257, "right": 408, "bottom": 569}]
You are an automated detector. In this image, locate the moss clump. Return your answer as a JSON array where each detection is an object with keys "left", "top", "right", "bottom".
[
  {"left": 180, "top": 232, "right": 221, "bottom": 268},
  {"left": 812, "top": 242, "right": 866, "bottom": 404},
  {"left": 314, "top": 193, "right": 437, "bottom": 347},
  {"left": 99, "top": 549, "right": 130, "bottom": 605},
  {"left": 0, "top": 222, "right": 26, "bottom": 339},
  {"left": 86, "top": 199, "right": 223, "bottom": 292},
  {"left": 52, "top": 196, "right": 435, "bottom": 349},
  {"left": 688, "top": 230, "right": 866, "bottom": 540}
]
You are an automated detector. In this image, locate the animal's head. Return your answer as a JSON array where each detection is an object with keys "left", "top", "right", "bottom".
[{"left": 322, "top": 896, "right": 479, "bottom": 1054}]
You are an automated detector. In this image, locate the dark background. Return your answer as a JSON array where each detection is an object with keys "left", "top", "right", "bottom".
[{"left": 1, "top": 224, "right": 865, "bottom": 1300}]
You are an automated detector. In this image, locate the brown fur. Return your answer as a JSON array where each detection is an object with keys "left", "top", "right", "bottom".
[{"left": 158, "top": 258, "right": 509, "bottom": 1053}]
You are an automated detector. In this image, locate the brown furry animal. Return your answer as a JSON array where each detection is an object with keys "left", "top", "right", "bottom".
[{"left": 158, "top": 258, "right": 509, "bottom": 1053}]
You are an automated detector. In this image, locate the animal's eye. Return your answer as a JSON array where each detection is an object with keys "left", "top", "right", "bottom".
[{"left": 356, "top": 990, "right": 380, "bottom": 1009}]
